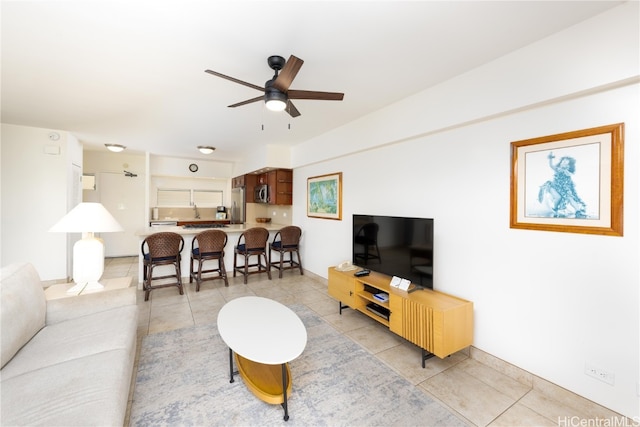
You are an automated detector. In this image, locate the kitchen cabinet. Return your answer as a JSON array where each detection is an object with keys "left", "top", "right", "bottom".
[
  {"left": 245, "top": 174, "right": 258, "bottom": 197},
  {"left": 232, "top": 174, "right": 258, "bottom": 198},
  {"left": 268, "top": 169, "right": 293, "bottom": 205},
  {"left": 233, "top": 169, "right": 291, "bottom": 205},
  {"left": 232, "top": 175, "right": 245, "bottom": 188}
]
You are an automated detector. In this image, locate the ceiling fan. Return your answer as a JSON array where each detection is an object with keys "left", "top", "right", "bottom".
[{"left": 205, "top": 55, "right": 344, "bottom": 118}]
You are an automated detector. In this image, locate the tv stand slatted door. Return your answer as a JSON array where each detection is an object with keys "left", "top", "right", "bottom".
[{"left": 328, "top": 267, "right": 473, "bottom": 367}]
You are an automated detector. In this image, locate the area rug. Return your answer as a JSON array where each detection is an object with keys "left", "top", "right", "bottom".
[{"left": 130, "top": 304, "right": 465, "bottom": 426}]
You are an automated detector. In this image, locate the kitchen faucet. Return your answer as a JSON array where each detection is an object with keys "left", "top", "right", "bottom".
[{"left": 193, "top": 204, "right": 200, "bottom": 219}]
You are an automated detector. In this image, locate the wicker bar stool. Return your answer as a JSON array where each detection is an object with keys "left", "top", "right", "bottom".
[
  {"left": 233, "top": 227, "right": 271, "bottom": 284},
  {"left": 141, "top": 232, "right": 184, "bottom": 301},
  {"left": 269, "top": 226, "right": 303, "bottom": 278},
  {"left": 189, "top": 229, "right": 228, "bottom": 291}
]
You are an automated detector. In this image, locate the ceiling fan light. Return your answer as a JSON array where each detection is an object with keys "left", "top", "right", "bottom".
[
  {"left": 266, "top": 99, "right": 287, "bottom": 112},
  {"left": 265, "top": 89, "right": 288, "bottom": 112},
  {"left": 197, "top": 145, "right": 216, "bottom": 154},
  {"left": 105, "top": 143, "right": 126, "bottom": 152}
]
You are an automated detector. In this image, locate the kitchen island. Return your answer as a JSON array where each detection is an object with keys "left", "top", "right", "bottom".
[{"left": 135, "top": 223, "right": 285, "bottom": 289}]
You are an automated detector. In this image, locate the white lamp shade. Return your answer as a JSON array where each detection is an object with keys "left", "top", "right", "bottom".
[{"left": 49, "top": 202, "right": 123, "bottom": 233}]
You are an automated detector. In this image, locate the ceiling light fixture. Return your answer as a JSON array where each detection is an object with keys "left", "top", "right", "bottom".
[
  {"left": 197, "top": 146, "right": 216, "bottom": 154},
  {"left": 265, "top": 89, "right": 287, "bottom": 112},
  {"left": 105, "top": 143, "right": 126, "bottom": 152}
]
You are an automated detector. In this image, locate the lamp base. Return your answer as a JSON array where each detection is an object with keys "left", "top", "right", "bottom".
[{"left": 71, "top": 235, "right": 105, "bottom": 290}]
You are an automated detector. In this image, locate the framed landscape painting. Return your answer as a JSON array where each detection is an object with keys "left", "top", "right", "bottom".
[
  {"left": 510, "top": 123, "right": 624, "bottom": 236},
  {"left": 307, "top": 172, "right": 342, "bottom": 220}
]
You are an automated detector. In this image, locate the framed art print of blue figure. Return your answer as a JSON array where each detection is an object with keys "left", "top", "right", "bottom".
[
  {"left": 510, "top": 123, "right": 624, "bottom": 236},
  {"left": 538, "top": 152, "right": 587, "bottom": 219},
  {"left": 523, "top": 141, "right": 600, "bottom": 220}
]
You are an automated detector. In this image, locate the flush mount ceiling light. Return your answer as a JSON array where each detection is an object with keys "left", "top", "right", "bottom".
[
  {"left": 197, "top": 146, "right": 216, "bottom": 154},
  {"left": 105, "top": 144, "right": 126, "bottom": 152}
]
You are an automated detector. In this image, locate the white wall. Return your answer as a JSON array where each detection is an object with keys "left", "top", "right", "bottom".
[
  {"left": 85, "top": 151, "right": 234, "bottom": 254},
  {"left": 290, "top": 3, "right": 639, "bottom": 418},
  {"left": 149, "top": 154, "right": 233, "bottom": 179},
  {"left": 233, "top": 144, "right": 292, "bottom": 176},
  {"left": 1, "top": 124, "right": 81, "bottom": 280},
  {"left": 83, "top": 151, "right": 147, "bottom": 256}
]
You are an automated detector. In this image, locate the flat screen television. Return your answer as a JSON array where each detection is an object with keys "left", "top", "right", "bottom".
[{"left": 352, "top": 214, "right": 434, "bottom": 289}]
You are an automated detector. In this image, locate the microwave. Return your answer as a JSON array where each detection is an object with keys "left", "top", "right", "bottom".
[{"left": 254, "top": 184, "right": 270, "bottom": 203}]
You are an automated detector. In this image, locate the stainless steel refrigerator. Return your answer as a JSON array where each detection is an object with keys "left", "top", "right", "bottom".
[{"left": 230, "top": 187, "right": 246, "bottom": 224}]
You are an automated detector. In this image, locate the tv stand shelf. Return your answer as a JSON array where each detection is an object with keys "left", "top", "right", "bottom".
[{"left": 328, "top": 267, "right": 473, "bottom": 366}]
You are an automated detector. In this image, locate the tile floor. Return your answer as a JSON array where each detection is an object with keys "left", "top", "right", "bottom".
[{"left": 104, "top": 257, "right": 625, "bottom": 427}]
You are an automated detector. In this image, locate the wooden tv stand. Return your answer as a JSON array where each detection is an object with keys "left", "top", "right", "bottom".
[{"left": 328, "top": 267, "right": 473, "bottom": 367}]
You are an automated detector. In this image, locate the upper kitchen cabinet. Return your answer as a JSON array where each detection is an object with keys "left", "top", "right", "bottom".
[
  {"left": 269, "top": 169, "right": 293, "bottom": 205},
  {"left": 232, "top": 173, "right": 258, "bottom": 197},
  {"left": 245, "top": 174, "right": 258, "bottom": 195},
  {"left": 232, "top": 175, "right": 245, "bottom": 188},
  {"left": 233, "top": 169, "right": 292, "bottom": 205}
]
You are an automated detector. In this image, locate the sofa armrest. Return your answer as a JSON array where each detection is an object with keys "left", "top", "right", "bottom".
[{"left": 46, "top": 287, "right": 137, "bottom": 325}]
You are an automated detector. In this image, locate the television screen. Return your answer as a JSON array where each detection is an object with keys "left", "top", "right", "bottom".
[{"left": 352, "top": 215, "right": 434, "bottom": 289}]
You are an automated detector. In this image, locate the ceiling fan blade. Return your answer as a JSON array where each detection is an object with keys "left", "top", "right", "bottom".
[
  {"left": 288, "top": 90, "right": 344, "bottom": 101},
  {"left": 228, "top": 95, "right": 264, "bottom": 108},
  {"left": 273, "top": 55, "right": 304, "bottom": 92},
  {"left": 286, "top": 101, "right": 301, "bottom": 118},
  {"left": 205, "top": 69, "right": 264, "bottom": 92}
]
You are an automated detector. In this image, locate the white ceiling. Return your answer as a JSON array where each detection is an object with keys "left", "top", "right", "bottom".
[{"left": 1, "top": 1, "right": 622, "bottom": 163}]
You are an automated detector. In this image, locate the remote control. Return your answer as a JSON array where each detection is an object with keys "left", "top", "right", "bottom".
[{"left": 354, "top": 269, "right": 370, "bottom": 277}]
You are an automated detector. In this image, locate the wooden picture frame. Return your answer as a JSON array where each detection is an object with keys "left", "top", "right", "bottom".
[
  {"left": 510, "top": 123, "right": 624, "bottom": 236},
  {"left": 307, "top": 172, "right": 342, "bottom": 220}
]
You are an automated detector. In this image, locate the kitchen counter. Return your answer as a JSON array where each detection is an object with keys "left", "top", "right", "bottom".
[
  {"left": 137, "top": 222, "right": 282, "bottom": 237},
  {"left": 135, "top": 223, "right": 285, "bottom": 288},
  {"left": 153, "top": 217, "right": 220, "bottom": 222},
  {"left": 150, "top": 218, "right": 229, "bottom": 225}
]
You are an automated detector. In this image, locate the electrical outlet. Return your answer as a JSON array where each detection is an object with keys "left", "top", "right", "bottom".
[{"left": 584, "top": 364, "right": 615, "bottom": 385}]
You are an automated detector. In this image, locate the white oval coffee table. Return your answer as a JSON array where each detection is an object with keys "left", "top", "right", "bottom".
[{"left": 217, "top": 296, "right": 307, "bottom": 421}]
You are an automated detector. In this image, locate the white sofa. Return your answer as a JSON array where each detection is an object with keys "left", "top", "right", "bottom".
[{"left": 0, "top": 262, "right": 138, "bottom": 426}]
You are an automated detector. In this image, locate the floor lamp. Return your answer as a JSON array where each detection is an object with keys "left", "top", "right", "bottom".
[{"left": 49, "top": 202, "right": 123, "bottom": 293}]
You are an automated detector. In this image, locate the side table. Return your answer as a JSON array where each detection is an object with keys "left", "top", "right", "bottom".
[
  {"left": 217, "top": 296, "right": 307, "bottom": 421},
  {"left": 44, "top": 276, "right": 133, "bottom": 300}
]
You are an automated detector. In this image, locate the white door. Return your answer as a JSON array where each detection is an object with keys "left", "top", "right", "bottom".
[{"left": 97, "top": 172, "right": 145, "bottom": 257}]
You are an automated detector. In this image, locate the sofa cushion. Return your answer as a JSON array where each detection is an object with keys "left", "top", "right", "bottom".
[
  {"left": 1, "top": 263, "right": 46, "bottom": 369},
  {"left": 1, "top": 349, "right": 135, "bottom": 426},
  {"left": 0, "top": 304, "right": 137, "bottom": 380}
]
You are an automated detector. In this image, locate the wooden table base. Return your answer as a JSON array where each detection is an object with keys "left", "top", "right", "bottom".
[{"left": 229, "top": 350, "right": 292, "bottom": 420}]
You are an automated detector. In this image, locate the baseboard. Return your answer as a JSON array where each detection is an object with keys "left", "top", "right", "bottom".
[{"left": 468, "top": 346, "right": 623, "bottom": 418}]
